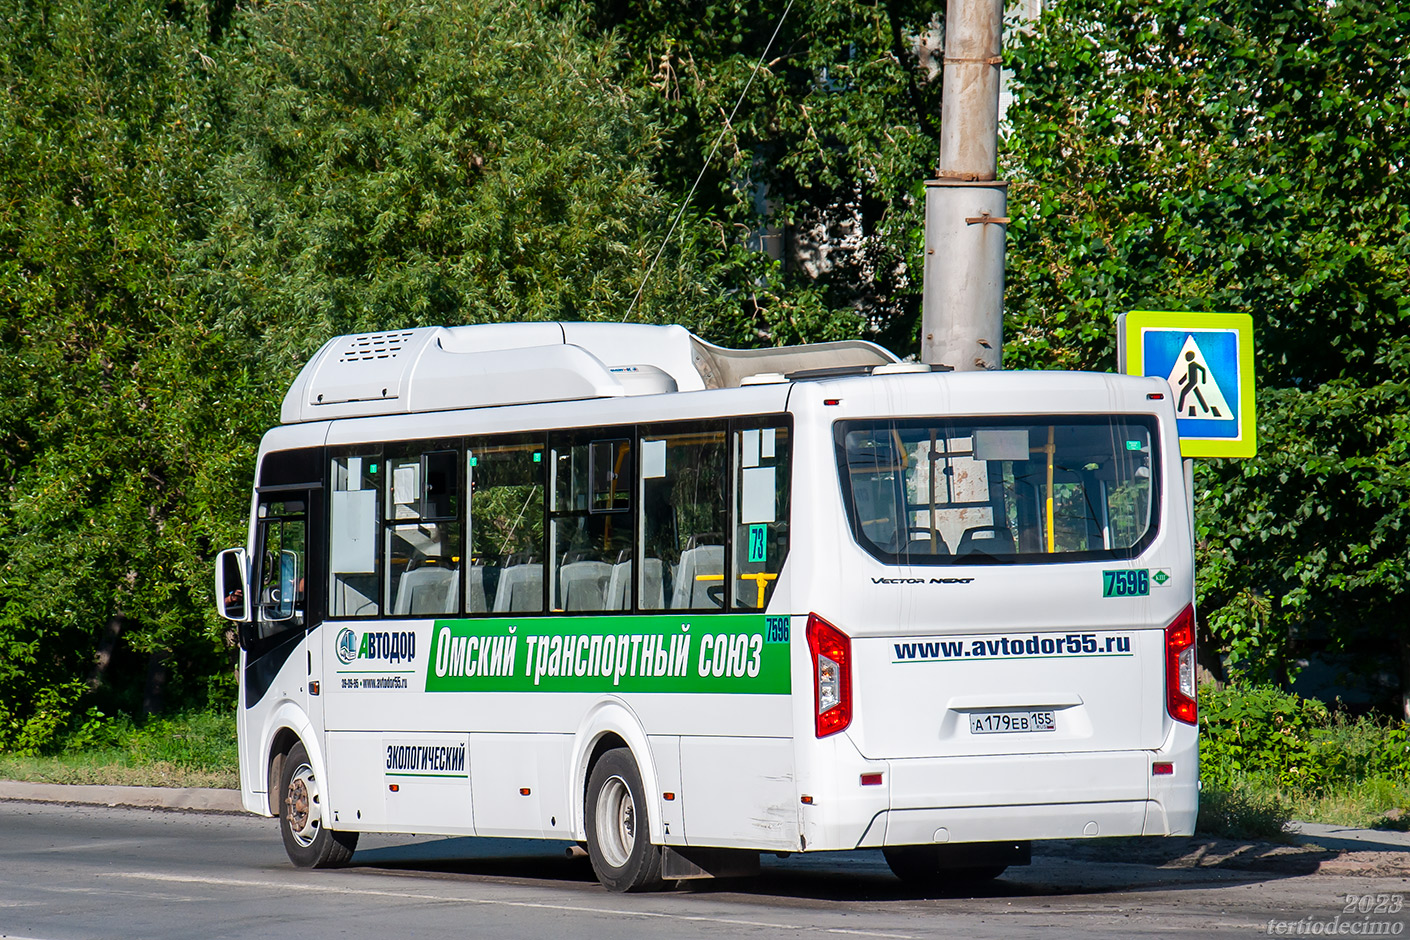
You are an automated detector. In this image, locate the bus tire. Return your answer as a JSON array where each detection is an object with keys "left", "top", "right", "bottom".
[
  {"left": 882, "top": 845, "right": 1006, "bottom": 888},
  {"left": 584, "top": 747, "right": 663, "bottom": 892},
  {"left": 278, "top": 741, "right": 358, "bottom": 869}
]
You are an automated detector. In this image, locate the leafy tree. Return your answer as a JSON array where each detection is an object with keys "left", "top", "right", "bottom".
[
  {"left": 1002, "top": 0, "right": 1410, "bottom": 711},
  {"left": 0, "top": 0, "right": 251, "bottom": 746},
  {"left": 564, "top": 0, "right": 948, "bottom": 349},
  {"left": 193, "top": 0, "right": 709, "bottom": 381}
]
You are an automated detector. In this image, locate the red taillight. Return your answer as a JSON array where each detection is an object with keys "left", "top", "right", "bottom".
[
  {"left": 806, "top": 613, "right": 852, "bottom": 737},
  {"left": 1165, "top": 604, "right": 1197, "bottom": 725}
]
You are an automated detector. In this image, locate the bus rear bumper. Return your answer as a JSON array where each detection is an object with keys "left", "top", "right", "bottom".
[
  {"left": 876, "top": 799, "right": 1173, "bottom": 847},
  {"left": 878, "top": 728, "right": 1198, "bottom": 846},
  {"left": 828, "top": 746, "right": 1197, "bottom": 851}
]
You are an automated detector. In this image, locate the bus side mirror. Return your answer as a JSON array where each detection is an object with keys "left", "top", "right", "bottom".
[{"left": 216, "top": 548, "right": 251, "bottom": 622}]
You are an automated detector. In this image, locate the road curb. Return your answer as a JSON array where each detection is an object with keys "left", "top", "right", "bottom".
[{"left": 0, "top": 779, "right": 246, "bottom": 813}]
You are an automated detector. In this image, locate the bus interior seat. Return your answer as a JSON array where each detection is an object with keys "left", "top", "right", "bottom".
[
  {"left": 671, "top": 544, "right": 724, "bottom": 609},
  {"left": 957, "top": 525, "right": 1016, "bottom": 556},
  {"left": 559, "top": 559, "right": 612, "bottom": 611},
  {"left": 903, "top": 528, "right": 951, "bottom": 555},
  {"left": 606, "top": 557, "right": 665, "bottom": 610},
  {"left": 493, "top": 563, "right": 543, "bottom": 612},
  {"left": 640, "top": 558, "right": 665, "bottom": 609},
  {"left": 393, "top": 563, "right": 460, "bottom": 616},
  {"left": 331, "top": 574, "right": 379, "bottom": 617},
  {"left": 466, "top": 564, "right": 488, "bottom": 613},
  {"left": 605, "top": 560, "right": 629, "bottom": 610}
]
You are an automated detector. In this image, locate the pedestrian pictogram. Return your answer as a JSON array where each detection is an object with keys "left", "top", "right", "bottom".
[
  {"left": 1167, "top": 335, "right": 1232, "bottom": 419},
  {"left": 1117, "top": 311, "right": 1257, "bottom": 459}
]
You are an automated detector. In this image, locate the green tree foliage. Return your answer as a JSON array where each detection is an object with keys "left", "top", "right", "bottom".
[
  {"left": 194, "top": 0, "right": 701, "bottom": 379},
  {"left": 1002, "top": 0, "right": 1410, "bottom": 708},
  {"left": 565, "top": 0, "right": 946, "bottom": 348},
  {"left": 0, "top": 0, "right": 259, "bottom": 748}
]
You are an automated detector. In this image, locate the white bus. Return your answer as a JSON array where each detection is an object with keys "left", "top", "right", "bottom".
[{"left": 216, "top": 322, "right": 1198, "bottom": 891}]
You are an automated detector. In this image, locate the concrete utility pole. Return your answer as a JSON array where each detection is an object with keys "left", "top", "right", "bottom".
[{"left": 920, "top": 0, "right": 1007, "bottom": 371}]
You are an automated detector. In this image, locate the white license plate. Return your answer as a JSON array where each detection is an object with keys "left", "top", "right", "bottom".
[{"left": 969, "top": 710, "right": 1057, "bottom": 734}]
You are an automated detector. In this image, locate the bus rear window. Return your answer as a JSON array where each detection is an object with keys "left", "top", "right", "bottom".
[{"left": 835, "top": 416, "right": 1158, "bottom": 565}]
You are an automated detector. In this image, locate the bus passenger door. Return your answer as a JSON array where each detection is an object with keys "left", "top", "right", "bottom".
[{"left": 243, "top": 493, "right": 314, "bottom": 799}]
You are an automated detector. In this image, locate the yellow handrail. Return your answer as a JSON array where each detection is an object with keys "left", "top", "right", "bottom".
[{"left": 1045, "top": 425, "right": 1056, "bottom": 553}]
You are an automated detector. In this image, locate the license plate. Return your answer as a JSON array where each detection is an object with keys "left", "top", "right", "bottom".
[{"left": 969, "top": 710, "right": 1057, "bottom": 734}]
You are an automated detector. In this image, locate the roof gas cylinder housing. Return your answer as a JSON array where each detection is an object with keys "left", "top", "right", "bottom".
[{"left": 279, "top": 322, "right": 901, "bottom": 424}]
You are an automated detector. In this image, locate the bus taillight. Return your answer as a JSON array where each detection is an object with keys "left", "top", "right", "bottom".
[
  {"left": 1165, "top": 604, "right": 1197, "bottom": 725},
  {"left": 806, "top": 613, "right": 852, "bottom": 737}
]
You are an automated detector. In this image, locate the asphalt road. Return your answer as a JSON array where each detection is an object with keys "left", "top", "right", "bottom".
[{"left": 1, "top": 801, "right": 1407, "bottom": 940}]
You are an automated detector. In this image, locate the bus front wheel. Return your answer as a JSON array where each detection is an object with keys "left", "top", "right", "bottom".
[
  {"left": 584, "top": 748, "right": 663, "bottom": 892},
  {"left": 278, "top": 741, "right": 358, "bottom": 868}
]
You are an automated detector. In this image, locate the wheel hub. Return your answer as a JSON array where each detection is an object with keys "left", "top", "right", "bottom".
[
  {"left": 595, "top": 775, "right": 636, "bottom": 869},
  {"left": 286, "top": 763, "right": 322, "bottom": 847}
]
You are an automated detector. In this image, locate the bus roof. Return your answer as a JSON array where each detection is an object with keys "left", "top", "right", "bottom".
[{"left": 280, "top": 322, "right": 899, "bottom": 424}]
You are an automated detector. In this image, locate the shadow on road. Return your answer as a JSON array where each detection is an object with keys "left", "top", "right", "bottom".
[
  {"left": 1039, "top": 835, "right": 1344, "bottom": 877},
  {"left": 351, "top": 836, "right": 599, "bottom": 885},
  {"left": 341, "top": 832, "right": 1366, "bottom": 903}
]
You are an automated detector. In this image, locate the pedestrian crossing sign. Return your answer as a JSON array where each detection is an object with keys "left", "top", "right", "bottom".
[{"left": 1118, "top": 311, "right": 1257, "bottom": 458}]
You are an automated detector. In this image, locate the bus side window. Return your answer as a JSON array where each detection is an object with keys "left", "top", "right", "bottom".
[
  {"left": 329, "top": 456, "right": 380, "bottom": 618},
  {"left": 640, "top": 425, "right": 728, "bottom": 611},
  {"left": 734, "top": 425, "right": 789, "bottom": 610},
  {"left": 384, "top": 446, "right": 462, "bottom": 617},
  {"left": 841, "top": 426, "right": 906, "bottom": 551},
  {"left": 468, "top": 438, "right": 545, "bottom": 614},
  {"left": 549, "top": 436, "right": 632, "bottom": 612}
]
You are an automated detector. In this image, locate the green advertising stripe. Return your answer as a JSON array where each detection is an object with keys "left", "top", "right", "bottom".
[{"left": 425, "top": 614, "right": 791, "bottom": 694}]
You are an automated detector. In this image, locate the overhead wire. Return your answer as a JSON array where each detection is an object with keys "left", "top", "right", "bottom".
[{"left": 621, "top": 0, "right": 798, "bottom": 323}]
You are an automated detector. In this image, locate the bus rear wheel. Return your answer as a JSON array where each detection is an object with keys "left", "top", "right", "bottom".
[
  {"left": 883, "top": 845, "right": 1007, "bottom": 888},
  {"left": 278, "top": 741, "right": 358, "bottom": 868},
  {"left": 584, "top": 748, "right": 663, "bottom": 892}
]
